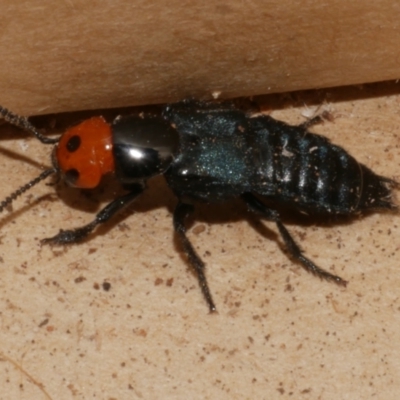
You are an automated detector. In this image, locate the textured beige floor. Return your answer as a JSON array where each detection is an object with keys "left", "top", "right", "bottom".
[{"left": 0, "top": 83, "right": 399, "bottom": 399}]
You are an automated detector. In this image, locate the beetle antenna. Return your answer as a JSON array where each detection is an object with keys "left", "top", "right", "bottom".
[
  {"left": 0, "top": 106, "right": 58, "bottom": 144},
  {"left": 0, "top": 168, "right": 56, "bottom": 213}
]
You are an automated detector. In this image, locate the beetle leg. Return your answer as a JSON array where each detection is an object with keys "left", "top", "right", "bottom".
[
  {"left": 241, "top": 193, "right": 347, "bottom": 286},
  {"left": 299, "top": 110, "right": 331, "bottom": 130},
  {"left": 42, "top": 184, "right": 144, "bottom": 245},
  {"left": 173, "top": 202, "right": 217, "bottom": 313}
]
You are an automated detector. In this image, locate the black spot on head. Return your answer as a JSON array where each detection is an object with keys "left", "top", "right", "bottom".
[
  {"left": 66, "top": 135, "right": 81, "bottom": 152},
  {"left": 65, "top": 169, "right": 79, "bottom": 185}
]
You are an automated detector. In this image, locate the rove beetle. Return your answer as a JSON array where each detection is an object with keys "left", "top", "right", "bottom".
[{"left": 0, "top": 99, "right": 397, "bottom": 312}]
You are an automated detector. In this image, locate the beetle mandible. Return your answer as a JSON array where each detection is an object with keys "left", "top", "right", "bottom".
[{"left": 0, "top": 100, "right": 396, "bottom": 312}]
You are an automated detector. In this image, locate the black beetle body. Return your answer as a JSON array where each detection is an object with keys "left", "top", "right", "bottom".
[
  {"left": 0, "top": 100, "right": 396, "bottom": 312},
  {"left": 162, "top": 101, "right": 394, "bottom": 213}
]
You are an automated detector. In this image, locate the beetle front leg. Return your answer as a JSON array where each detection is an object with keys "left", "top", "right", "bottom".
[
  {"left": 241, "top": 193, "right": 347, "bottom": 286},
  {"left": 42, "top": 184, "right": 144, "bottom": 245},
  {"left": 173, "top": 202, "right": 217, "bottom": 313}
]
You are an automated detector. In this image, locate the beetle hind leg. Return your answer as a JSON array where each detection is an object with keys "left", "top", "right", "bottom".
[{"left": 241, "top": 193, "right": 347, "bottom": 286}]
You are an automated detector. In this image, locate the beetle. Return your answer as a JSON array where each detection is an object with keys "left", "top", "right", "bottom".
[{"left": 0, "top": 99, "right": 397, "bottom": 312}]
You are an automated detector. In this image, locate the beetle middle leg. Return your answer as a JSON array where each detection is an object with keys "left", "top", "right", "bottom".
[
  {"left": 241, "top": 193, "right": 347, "bottom": 286},
  {"left": 173, "top": 202, "right": 216, "bottom": 312}
]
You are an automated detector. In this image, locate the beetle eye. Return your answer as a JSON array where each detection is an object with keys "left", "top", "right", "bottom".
[
  {"left": 65, "top": 168, "right": 80, "bottom": 185},
  {"left": 66, "top": 135, "right": 81, "bottom": 152}
]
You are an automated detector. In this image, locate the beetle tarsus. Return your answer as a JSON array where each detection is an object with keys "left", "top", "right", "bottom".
[
  {"left": 241, "top": 192, "right": 347, "bottom": 285},
  {"left": 41, "top": 224, "right": 97, "bottom": 244}
]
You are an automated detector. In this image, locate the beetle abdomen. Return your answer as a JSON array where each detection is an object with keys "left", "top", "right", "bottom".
[{"left": 250, "top": 115, "right": 395, "bottom": 214}]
